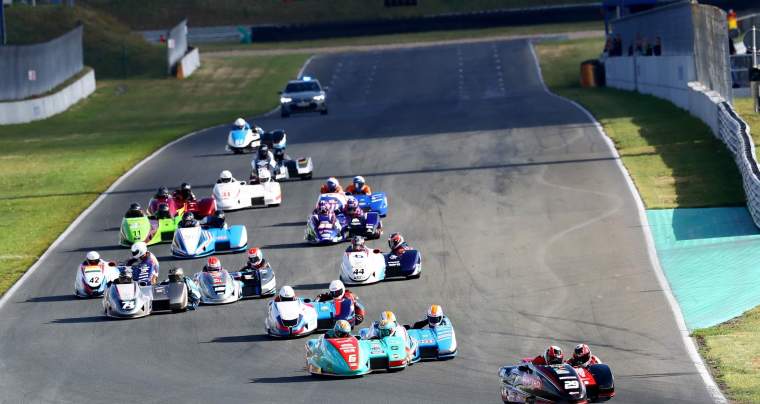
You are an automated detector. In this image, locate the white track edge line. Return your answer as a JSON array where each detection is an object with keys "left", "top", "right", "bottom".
[
  {"left": 0, "top": 56, "right": 316, "bottom": 309},
  {"left": 528, "top": 41, "right": 727, "bottom": 404}
]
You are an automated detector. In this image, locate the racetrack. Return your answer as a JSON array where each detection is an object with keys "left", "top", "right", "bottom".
[{"left": 0, "top": 40, "right": 716, "bottom": 403}]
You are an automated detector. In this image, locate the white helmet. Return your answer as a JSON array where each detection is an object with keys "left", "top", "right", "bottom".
[
  {"left": 234, "top": 117, "right": 246, "bottom": 128},
  {"left": 353, "top": 175, "right": 365, "bottom": 185},
  {"left": 279, "top": 286, "right": 295, "bottom": 301},
  {"left": 220, "top": 170, "right": 233, "bottom": 181},
  {"left": 85, "top": 251, "right": 100, "bottom": 262},
  {"left": 329, "top": 279, "right": 345, "bottom": 299},
  {"left": 131, "top": 242, "right": 148, "bottom": 258}
]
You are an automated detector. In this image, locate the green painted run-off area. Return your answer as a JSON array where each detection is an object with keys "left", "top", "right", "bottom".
[{"left": 647, "top": 207, "right": 760, "bottom": 330}]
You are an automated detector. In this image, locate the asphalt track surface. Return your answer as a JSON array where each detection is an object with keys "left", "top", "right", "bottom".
[{"left": 0, "top": 40, "right": 715, "bottom": 403}]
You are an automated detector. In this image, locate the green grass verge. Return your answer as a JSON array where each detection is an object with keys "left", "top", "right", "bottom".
[
  {"left": 7, "top": 5, "right": 165, "bottom": 78},
  {"left": 78, "top": 0, "right": 591, "bottom": 29},
  {"left": 535, "top": 38, "right": 744, "bottom": 208},
  {"left": 202, "top": 21, "right": 602, "bottom": 53},
  {"left": 735, "top": 98, "right": 760, "bottom": 147},
  {"left": 0, "top": 53, "right": 309, "bottom": 295},
  {"left": 693, "top": 308, "right": 760, "bottom": 404}
]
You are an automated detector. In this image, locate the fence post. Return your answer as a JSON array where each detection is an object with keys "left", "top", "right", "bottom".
[
  {"left": 0, "top": 1, "right": 6, "bottom": 46},
  {"left": 753, "top": 26, "right": 759, "bottom": 113}
]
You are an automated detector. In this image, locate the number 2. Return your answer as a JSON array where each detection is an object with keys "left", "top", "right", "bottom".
[{"left": 564, "top": 380, "right": 579, "bottom": 389}]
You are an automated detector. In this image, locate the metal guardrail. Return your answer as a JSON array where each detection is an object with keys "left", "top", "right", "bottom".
[{"left": 716, "top": 100, "right": 760, "bottom": 225}]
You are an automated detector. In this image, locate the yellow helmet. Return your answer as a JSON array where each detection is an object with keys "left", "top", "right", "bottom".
[{"left": 380, "top": 310, "right": 397, "bottom": 323}]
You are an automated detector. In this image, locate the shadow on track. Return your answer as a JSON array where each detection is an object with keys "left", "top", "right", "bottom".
[
  {"left": 267, "top": 221, "right": 305, "bottom": 228},
  {"left": 25, "top": 294, "right": 80, "bottom": 303},
  {"left": 66, "top": 245, "right": 126, "bottom": 253},
  {"left": 193, "top": 152, "right": 239, "bottom": 158},
  {"left": 250, "top": 375, "right": 337, "bottom": 384},
  {"left": 261, "top": 242, "right": 310, "bottom": 250},
  {"left": 293, "top": 282, "right": 329, "bottom": 290},
  {"left": 207, "top": 334, "right": 271, "bottom": 343},
  {"left": 51, "top": 315, "right": 109, "bottom": 324}
]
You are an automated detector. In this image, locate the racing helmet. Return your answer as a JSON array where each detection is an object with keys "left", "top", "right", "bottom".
[
  {"left": 326, "top": 177, "right": 339, "bottom": 192},
  {"left": 156, "top": 203, "right": 171, "bottom": 219},
  {"left": 234, "top": 117, "right": 246, "bottom": 129},
  {"left": 258, "top": 144, "right": 270, "bottom": 160},
  {"left": 213, "top": 210, "right": 225, "bottom": 221},
  {"left": 333, "top": 320, "right": 352, "bottom": 338},
  {"left": 544, "top": 346, "right": 564, "bottom": 365},
  {"left": 182, "top": 212, "right": 195, "bottom": 223},
  {"left": 329, "top": 279, "right": 345, "bottom": 299},
  {"left": 572, "top": 344, "right": 591, "bottom": 364},
  {"left": 155, "top": 186, "right": 170, "bottom": 198},
  {"left": 279, "top": 286, "right": 296, "bottom": 301},
  {"left": 219, "top": 170, "right": 233, "bottom": 183},
  {"left": 350, "top": 236, "right": 365, "bottom": 251},
  {"left": 247, "top": 247, "right": 263, "bottom": 265},
  {"left": 180, "top": 182, "right": 192, "bottom": 192},
  {"left": 117, "top": 266, "right": 133, "bottom": 283},
  {"left": 388, "top": 233, "right": 405, "bottom": 250},
  {"left": 380, "top": 311, "right": 397, "bottom": 323},
  {"left": 427, "top": 304, "right": 443, "bottom": 327},
  {"left": 168, "top": 267, "right": 184, "bottom": 282},
  {"left": 131, "top": 242, "right": 148, "bottom": 258},
  {"left": 345, "top": 197, "right": 359, "bottom": 214},
  {"left": 317, "top": 200, "right": 330, "bottom": 215},
  {"left": 353, "top": 175, "right": 365, "bottom": 189},
  {"left": 206, "top": 256, "right": 222, "bottom": 271},
  {"left": 85, "top": 251, "right": 100, "bottom": 265},
  {"left": 378, "top": 319, "right": 396, "bottom": 338}
]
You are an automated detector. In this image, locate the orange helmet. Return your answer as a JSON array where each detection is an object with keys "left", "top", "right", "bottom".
[
  {"left": 427, "top": 304, "right": 443, "bottom": 327},
  {"left": 206, "top": 256, "right": 221, "bottom": 271}
]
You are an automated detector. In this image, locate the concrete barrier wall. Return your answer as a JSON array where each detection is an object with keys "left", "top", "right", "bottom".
[
  {"left": 0, "top": 69, "right": 96, "bottom": 125},
  {"left": 635, "top": 56, "right": 695, "bottom": 109},
  {"left": 177, "top": 47, "right": 200, "bottom": 79},
  {"left": 605, "top": 55, "right": 696, "bottom": 109},
  {"left": 604, "top": 57, "right": 636, "bottom": 90}
]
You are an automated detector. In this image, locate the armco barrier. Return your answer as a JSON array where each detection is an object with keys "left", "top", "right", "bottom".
[
  {"left": 719, "top": 101, "right": 760, "bottom": 225},
  {"left": 0, "top": 69, "right": 96, "bottom": 125},
  {"left": 687, "top": 81, "right": 760, "bottom": 227}
]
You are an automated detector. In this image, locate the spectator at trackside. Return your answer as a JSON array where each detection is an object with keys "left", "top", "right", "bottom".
[{"left": 653, "top": 37, "right": 662, "bottom": 56}]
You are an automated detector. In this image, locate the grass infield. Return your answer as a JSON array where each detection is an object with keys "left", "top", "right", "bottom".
[{"left": 0, "top": 53, "right": 309, "bottom": 295}]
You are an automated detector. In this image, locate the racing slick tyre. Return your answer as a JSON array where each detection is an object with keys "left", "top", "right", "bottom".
[
  {"left": 301, "top": 173, "right": 312, "bottom": 180},
  {"left": 171, "top": 292, "right": 189, "bottom": 313},
  {"left": 281, "top": 110, "right": 290, "bottom": 118},
  {"left": 232, "top": 148, "right": 243, "bottom": 154},
  {"left": 320, "top": 109, "right": 328, "bottom": 115}
]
